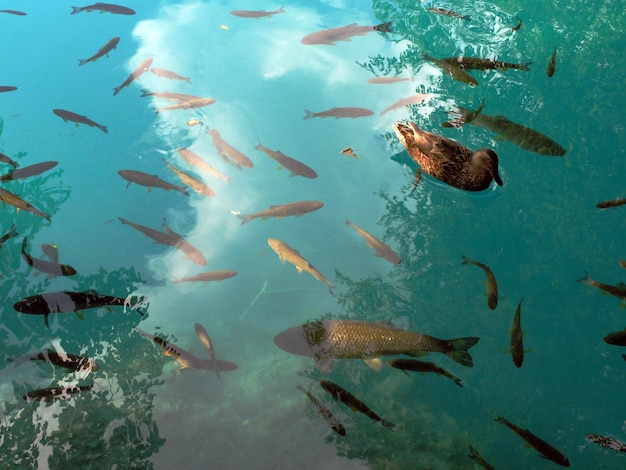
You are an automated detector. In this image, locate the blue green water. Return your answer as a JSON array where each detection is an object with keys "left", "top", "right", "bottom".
[{"left": 0, "top": 1, "right": 624, "bottom": 468}]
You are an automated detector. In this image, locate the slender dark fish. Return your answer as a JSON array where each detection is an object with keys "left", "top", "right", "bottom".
[
  {"left": 468, "top": 445, "right": 497, "bottom": 470},
  {"left": 345, "top": 219, "right": 401, "bottom": 265},
  {"left": 275, "top": 319, "right": 480, "bottom": 372},
  {"left": 0, "top": 10, "right": 27, "bottom": 15},
  {"left": 0, "top": 223, "right": 18, "bottom": 248},
  {"left": 423, "top": 54, "right": 478, "bottom": 86},
  {"left": 0, "top": 86, "right": 18, "bottom": 92},
  {"left": 441, "top": 57, "right": 531, "bottom": 71},
  {"left": 494, "top": 415, "right": 570, "bottom": 466},
  {"left": 53, "top": 108, "right": 107, "bottom": 133},
  {"left": 320, "top": 380, "right": 395, "bottom": 430},
  {"left": 296, "top": 385, "right": 346, "bottom": 436},
  {"left": 387, "top": 358, "right": 463, "bottom": 387},
  {"left": 79, "top": 36, "right": 120, "bottom": 65},
  {"left": 603, "top": 329, "right": 626, "bottom": 346},
  {"left": 113, "top": 57, "right": 153, "bottom": 95},
  {"left": 427, "top": 7, "right": 470, "bottom": 20},
  {"left": 71, "top": 3, "right": 135, "bottom": 15},
  {"left": 234, "top": 201, "right": 323, "bottom": 225},
  {"left": 24, "top": 384, "right": 93, "bottom": 402},
  {"left": 118, "top": 169, "right": 189, "bottom": 195},
  {"left": 512, "top": 16, "right": 523, "bottom": 31},
  {"left": 135, "top": 328, "right": 238, "bottom": 372},
  {"left": 230, "top": 7, "right": 285, "bottom": 18},
  {"left": 194, "top": 323, "right": 220, "bottom": 378},
  {"left": 22, "top": 237, "right": 77, "bottom": 277},
  {"left": 0, "top": 188, "right": 51, "bottom": 221},
  {"left": 0, "top": 151, "right": 19, "bottom": 168},
  {"left": 510, "top": 299, "right": 524, "bottom": 367},
  {"left": 14, "top": 290, "right": 129, "bottom": 327},
  {"left": 1, "top": 161, "right": 58, "bottom": 182},
  {"left": 11, "top": 350, "right": 99, "bottom": 372},
  {"left": 304, "top": 107, "right": 374, "bottom": 119},
  {"left": 547, "top": 48, "right": 557, "bottom": 77},
  {"left": 577, "top": 271, "right": 626, "bottom": 301},
  {"left": 586, "top": 434, "right": 626, "bottom": 453},
  {"left": 255, "top": 140, "right": 317, "bottom": 178},
  {"left": 442, "top": 100, "right": 485, "bottom": 128},
  {"left": 596, "top": 197, "right": 626, "bottom": 209},
  {"left": 461, "top": 256, "right": 498, "bottom": 310}
]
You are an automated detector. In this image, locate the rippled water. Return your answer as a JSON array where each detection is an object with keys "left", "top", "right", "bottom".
[{"left": 0, "top": 1, "right": 625, "bottom": 469}]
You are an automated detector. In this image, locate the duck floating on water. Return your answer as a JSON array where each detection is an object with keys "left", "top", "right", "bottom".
[{"left": 393, "top": 121, "right": 503, "bottom": 192}]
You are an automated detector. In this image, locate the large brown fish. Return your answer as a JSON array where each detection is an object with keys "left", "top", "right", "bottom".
[
  {"left": 301, "top": 22, "right": 391, "bottom": 46},
  {"left": 113, "top": 57, "right": 153, "bottom": 95},
  {"left": 150, "top": 68, "right": 191, "bottom": 83},
  {"left": 320, "top": 380, "right": 395, "bottom": 430},
  {"left": 194, "top": 323, "right": 220, "bottom": 378},
  {"left": 255, "top": 140, "right": 317, "bottom": 178},
  {"left": 79, "top": 36, "right": 120, "bottom": 66},
  {"left": 22, "top": 237, "right": 77, "bottom": 277},
  {"left": 206, "top": 128, "right": 254, "bottom": 170},
  {"left": 494, "top": 415, "right": 570, "bottom": 466},
  {"left": 1, "top": 161, "right": 58, "bottom": 182},
  {"left": 441, "top": 56, "right": 531, "bottom": 71},
  {"left": 230, "top": 7, "right": 285, "bottom": 18},
  {"left": 387, "top": 358, "right": 463, "bottom": 387},
  {"left": 577, "top": 271, "right": 626, "bottom": 302},
  {"left": 304, "top": 107, "right": 374, "bottom": 120},
  {"left": 596, "top": 197, "right": 626, "bottom": 209},
  {"left": 424, "top": 54, "right": 478, "bottom": 86},
  {"left": 268, "top": 238, "right": 335, "bottom": 296},
  {"left": 510, "top": 299, "right": 524, "bottom": 367},
  {"left": 24, "top": 384, "right": 93, "bottom": 402},
  {"left": 603, "top": 329, "right": 626, "bottom": 346},
  {"left": 235, "top": 201, "right": 323, "bottom": 225},
  {"left": 156, "top": 97, "right": 216, "bottom": 113},
  {"left": 118, "top": 169, "right": 189, "bottom": 195},
  {"left": 345, "top": 219, "right": 400, "bottom": 265},
  {"left": 461, "top": 256, "right": 498, "bottom": 310},
  {"left": 274, "top": 319, "right": 480, "bottom": 372},
  {"left": 0, "top": 188, "right": 51, "bottom": 221},
  {"left": 296, "top": 384, "right": 346, "bottom": 436},
  {"left": 12, "top": 350, "right": 99, "bottom": 372},
  {"left": 71, "top": 3, "right": 135, "bottom": 15},
  {"left": 445, "top": 106, "right": 566, "bottom": 156},
  {"left": 53, "top": 108, "right": 107, "bottom": 133},
  {"left": 173, "top": 270, "right": 237, "bottom": 284},
  {"left": 177, "top": 148, "right": 231, "bottom": 184},
  {"left": 135, "top": 328, "right": 238, "bottom": 372},
  {"left": 161, "top": 159, "right": 215, "bottom": 197},
  {"left": 14, "top": 290, "right": 129, "bottom": 327}
]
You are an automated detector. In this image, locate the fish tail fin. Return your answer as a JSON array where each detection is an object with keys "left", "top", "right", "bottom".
[
  {"left": 381, "top": 419, "right": 395, "bottom": 431},
  {"left": 375, "top": 22, "right": 392, "bottom": 33},
  {"left": 462, "top": 15, "right": 471, "bottom": 21},
  {"left": 460, "top": 255, "right": 472, "bottom": 265},
  {"left": 520, "top": 61, "right": 532, "bottom": 71},
  {"left": 445, "top": 337, "right": 479, "bottom": 367},
  {"left": 452, "top": 376, "right": 463, "bottom": 388},
  {"left": 303, "top": 109, "right": 315, "bottom": 120},
  {"left": 112, "top": 86, "right": 121, "bottom": 96},
  {"left": 278, "top": 6, "right": 286, "bottom": 13},
  {"left": 577, "top": 271, "right": 592, "bottom": 285},
  {"left": 140, "top": 89, "right": 150, "bottom": 97},
  {"left": 328, "top": 284, "right": 336, "bottom": 297},
  {"left": 177, "top": 187, "right": 190, "bottom": 196},
  {"left": 70, "top": 6, "right": 81, "bottom": 15},
  {"left": 254, "top": 139, "right": 263, "bottom": 150},
  {"left": 97, "top": 124, "right": 108, "bottom": 134},
  {"left": 237, "top": 214, "right": 251, "bottom": 226},
  {"left": 78, "top": 58, "right": 88, "bottom": 66}
]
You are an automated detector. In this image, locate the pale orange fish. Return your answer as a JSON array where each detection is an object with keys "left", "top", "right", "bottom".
[
  {"left": 255, "top": 140, "right": 317, "bottom": 178},
  {"left": 367, "top": 76, "right": 411, "bottom": 84},
  {"left": 140, "top": 91, "right": 201, "bottom": 102},
  {"left": 206, "top": 128, "right": 253, "bottom": 170},
  {"left": 162, "top": 158, "right": 215, "bottom": 197},
  {"left": 194, "top": 323, "right": 220, "bottom": 378},
  {"left": 345, "top": 219, "right": 401, "bottom": 265},
  {"left": 173, "top": 270, "right": 237, "bottom": 284},
  {"left": 301, "top": 22, "right": 392, "bottom": 46},
  {"left": 53, "top": 108, "right": 107, "bottom": 133},
  {"left": 339, "top": 147, "right": 359, "bottom": 159},
  {"left": 78, "top": 36, "right": 120, "bottom": 66},
  {"left": 234, "top": 201, "right": 323, "bottom": 225},
  {"left": 177, "top": 148, "right": 231, "bottom": 185},
  {"left": 156, "top": 97, "right": 215, "bottom": 113},
  {"left": 380, "top": 94, "right": 430, "bottom": 115},
  {"left": 150, "top": 68, "right": 191, "bottom": 83},
  {"left": 113, "top": 57, "right": 152, "bottom": 95},
  {"left": 304, "top": 107, "right": 373, "bottom": 120},
  {"left": 230, "top": 6, "right": 285, "bottom": 18}
]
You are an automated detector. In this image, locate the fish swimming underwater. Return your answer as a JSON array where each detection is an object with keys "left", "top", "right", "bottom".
[
  {"left": 53, "top": 108, "right": 108, "bottom": 133},
  {"left": 0, "top": 188, "right": 51, "bottom": 221},
  {"left": 24, "top": 384, "right": 94, "bottom": 402},
  {"left": 172, "top": 270, "right": 237, "bottom": 284},
  {"left": 577, "top": 271, "right": 626, "bottom": 302},
  {"left": 427, "top": 7, "right": 469, "bottom": 20},
  {"left": 441, "top": 56, "right": 531, "bottom": 71},
  {"left": 274, "top": 319, "right": 479, "bottom": 372},
  {"left": 71, "top": 3, "right": 135, "bottom": 15},
  {"left": 206, "top": 128, "right": 254, "bottom": 170},
  {"left": 510, "top": 299, "right": 524, "bottom": 367},
  {"left": 22, "top": 237, "right": 77, "bottom": 277},
  {"left": 387, "top": 358, "right": 463, "bottom": 387},
  {"left": 301, "top": 22, "right": 392, "bottom": 46},
  {"left": 423, "top": 54, "right": 478, "bottom": 86},
  {"left": 547, "top": 48, "right": 557, "bottom": 77},
  {"left": 161, "top": 159, "right": 215, "bottom": 197},
  {"left": 586, "top": 433, "right": 626, "bottom": 453},
  {"left": 296, "top": 384, "right": 346, "bottom": 436},
  {"left": 11, "top": 350, "right": 99, "bottom": 372},
  {"left": 304, "top": 107, "right": 374, "bottom": 120},
  {"left": 230, "top": 7, "right": 285, "bottom": 18},
  {"left": 1, "top": 161, "right": 58, "bottom": 182},
  {"left": 461, "top": 256, "right": 498, "bottom": 310},
  {"left": 345, "top": 219, "right": 401, "bottom": 265},
  {"left": 603, "top": 329, "right": 626, "bottom": 346},
  {"left": 194, "top": 323, "right": 220, "bottom": 378},
  {"left": 468, "top": 445, "right": 497, "bottom": 470},
  {"left": 118, "top": 169, "right": 189, "bottom": 195},
  {"left": 0, "top": 223, "right": 18, "bottom": 248},
  {"left": 78, "top": 36, "right": 120, "bottom": 65},
  {"left": 255, "top": 140, "right": 317, "bottom": 178},
  {"left": 113, "top": 57, "right": 152, "bottom": 95},
  {"left": 235, "top": 201, "right": 323, "bottom": 225},
  {"left": 393, "top": 121, "right": 502, "bottom": 191},
  {"left": 596, "top": 197, "right": 626, "bottom": 209},
  {"left": 149, "top": 68, "right": 191, "bottom": 83}
]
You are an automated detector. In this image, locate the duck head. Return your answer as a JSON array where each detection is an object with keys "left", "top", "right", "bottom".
[{"left": 472, "top": 148, "right": 503, "bottom": 186}]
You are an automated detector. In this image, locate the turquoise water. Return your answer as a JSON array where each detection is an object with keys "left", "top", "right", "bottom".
[{"left": 0, "top": 1, "right": 624, "bottom": 468}]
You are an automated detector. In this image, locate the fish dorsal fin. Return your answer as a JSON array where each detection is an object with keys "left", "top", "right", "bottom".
[{"left": 364, "top": 357, "right": 384, "bottom": 371}]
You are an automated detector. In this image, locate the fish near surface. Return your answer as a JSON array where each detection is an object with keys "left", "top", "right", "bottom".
[
  {"left": 510, "top": 299, "right": 524, "bottom": 367},
  {"left": 22, "top": 237, "right": 77, "bottom": 277},
  {"left": 301, "top": 22, "right": 392, "bottom": 46},
  {"left": 1, "top": 161, "right": 58, "bottom": 182},
  {"left": 161, "top": 218, "right": 207, "bottom": 266},
  {"left": 194, "top": 323, "right": 220, "bottom": 378},
  {"left": 304, "top": 107, "right": 374, "bottom": 119},
  {"left": 320, "top": 380, "right": 395, "bottom": 431},
  {"left": 296, "top": 385, "right": 345, "bottom": 436},
  {"left": 0, "top": 222, "right": 18, "bottom": 248},
  {"left": 230, "top": 7, "right": 285, "bottom": 18},
  {"left": 268, "top": 238, "right": 335, "bottom": 296},
  {"left": 113, "top": 57, "right": 153, "bottom": 95},
  {"left": 447, "top": 105, "right": 566, "bottom": 156},
  {"left": 577, "top": 271, "right": 626, "bottom": 302},
  {"left": 427, "top": 7, "right": 470, "bottom": 20},
  {"left": 78, "top": 36, "right": 120, "bottom": 66},
  {"left": 71, "top": 3, "right": 135, "bottom": 15},
  {"left": 0, "top": 188, "right": 51, "bottom": 221},
  {"left": 12, "top": 350, "right": 99, "bottom": 372},
  {"left": 468, "top": 445, "right": 497, "bottom": 470},
  {"left": 603, "top": 329, "right": 626, "bottom": 346},
  {"left": 156, "top": 97, "right": 216, "bottom": 113},
  {"left": 441, "top": 56, "right": 531, "bottom": 71},
  {"left": 461, "top": 256, "right": 498, "bottom": 310},
  {"left": 173, "top": 270, "right": 237, "bottom": 284},
  {"left": 596, "top": 197, "right": 626, "bottom": 209},
  {"left": 150, "top": 68, "right": 191, "bottom": 83},
  {"left": 24, "top": 384, "right": 94, "bottom": 402},
  {"left": 53, "top": 108, "right": 108, "bottom": 133},
  {"left": 387, "top": 358, "right": 463, "bottom": 387},
  {"left": 206, "top": 128, "right": 254, "bottom": 170},
  {"left": 423, "top": 54, "right": 478, "bottom": 86},
  {"left": 274, "top": 319, "right": 480, "bottom": 372},
  {"left": 547, "top": 48, "right": 557, "bottom": 77},
  {"left": 236, "top": 200, "right": 323, "bottom": 225},
  {"left": 255, "top": 140, "right": 317, "bottom": 178},
  {"left": 176, "top": 148, "right": 231, "bottom": 184},
  {"left": 345, "top": 220, "right": 400, "bottom": 265},
  {"left": 494, "top": 415, "right": 570, "bottom": 466},
  {"left": 161, "top": 159, "right": 215, "bottom": 197},
  {"left": 586, "top": 434, "right": 626, "bottom": 453},
  {"left": 380, "top": 94, "right": 430, "bottom": 115},
  {"left": 118, "top": 169, "right": 189, "bottom": 196},
  {"left": 0, "top": 151, "right": 19, "bottom": 168}
]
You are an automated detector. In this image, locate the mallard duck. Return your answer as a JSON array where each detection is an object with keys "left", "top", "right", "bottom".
[{"left": 393, "top": 121, "right": 503, "bottom": 191}]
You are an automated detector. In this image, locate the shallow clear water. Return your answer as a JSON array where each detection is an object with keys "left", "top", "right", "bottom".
[{"left": 0, "top": 1, "right": 624, "bottom": 469}]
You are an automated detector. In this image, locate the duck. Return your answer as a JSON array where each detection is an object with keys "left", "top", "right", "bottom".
[{"left": 393, "top": 121, "right": 503, "bottom": 191}]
